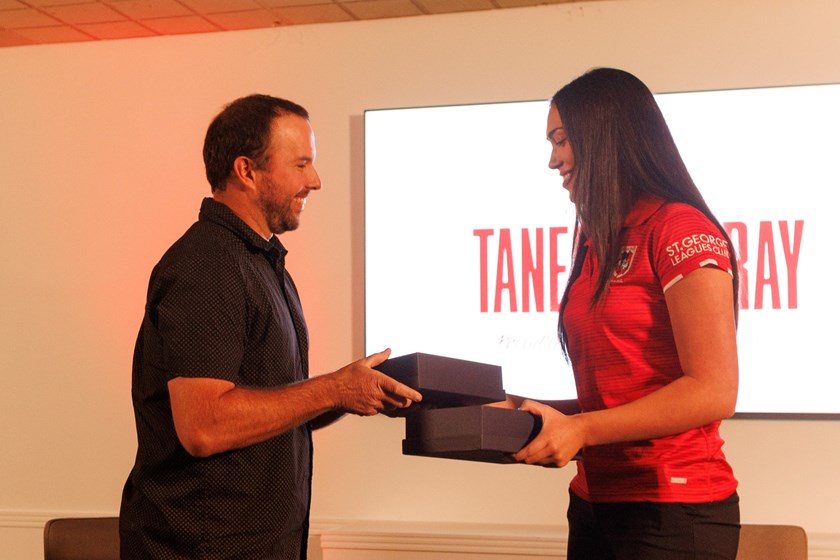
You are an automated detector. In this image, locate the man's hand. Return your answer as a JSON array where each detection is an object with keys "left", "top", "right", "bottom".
[{"left": 330, "top": 348, "right": 423, "bottom": 416}]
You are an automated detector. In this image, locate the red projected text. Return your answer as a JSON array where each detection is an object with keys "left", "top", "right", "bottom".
[
  {"left": 725, "top": 219, "right": 804, "bottom": 310},
  {"left": 476, "top": 220, "right": 805, "bottom": 313},
  {"left": 474, "top": 227, "right": 570, "bottom": 313}
]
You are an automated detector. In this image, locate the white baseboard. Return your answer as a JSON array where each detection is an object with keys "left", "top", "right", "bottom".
[
  {"left": 314, "top": 518, "right": 840, "bottom": 560},
  {"left": 4, "top": 512, "right": 840, "bottom": 560},
  {"left": 317, "top": 519, "right": 566, "bottom": 558},
  {"left": 810, "top": 532, "right": 840, "bottom": 559}
]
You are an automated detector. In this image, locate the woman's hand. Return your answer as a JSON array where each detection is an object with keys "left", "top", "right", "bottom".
[{"left": 511, "top": 399, "right": 585, "bottom": 468}]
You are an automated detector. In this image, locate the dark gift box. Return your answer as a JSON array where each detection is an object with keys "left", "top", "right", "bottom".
[
  {"left": 402, "top": 405, "right": 541, "bottom": 464},
  {"left": 375, "top": 352, "right": 505, "bottom": 407}
]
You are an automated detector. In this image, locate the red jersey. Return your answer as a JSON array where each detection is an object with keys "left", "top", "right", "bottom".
[{"left": 564, "top": 196, "right": 738, "bottom": 503}]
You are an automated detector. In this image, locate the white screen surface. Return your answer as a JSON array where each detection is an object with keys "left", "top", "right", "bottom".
[{"left": 364, "top": 84, "right": 840, "bottom": 416}]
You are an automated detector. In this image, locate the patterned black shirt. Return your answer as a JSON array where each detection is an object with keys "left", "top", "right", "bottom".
[{"left": 120, "top": 198, "right": 312, "bottom": 559}]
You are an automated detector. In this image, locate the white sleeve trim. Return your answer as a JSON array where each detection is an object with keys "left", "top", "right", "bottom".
[{"left": 663, "top": 262, "right": 734, "bottom": 292}]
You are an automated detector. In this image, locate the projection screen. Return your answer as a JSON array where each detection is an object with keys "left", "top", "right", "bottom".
[{"left": 364, "top": 83, "right": 840, "bottom": 418}]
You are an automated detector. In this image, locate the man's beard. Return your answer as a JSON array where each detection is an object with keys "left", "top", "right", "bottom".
[{"left": 257, "top": 179, "right": 299, "bottom": 235}]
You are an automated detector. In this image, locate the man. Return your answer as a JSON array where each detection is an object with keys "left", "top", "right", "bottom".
[{"left": 119, "top": 94, "right": 421, "bottom": 559}]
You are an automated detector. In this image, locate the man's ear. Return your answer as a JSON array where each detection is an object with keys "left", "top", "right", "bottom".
[{"left": 231, "top": 156, "right": 258, "bottom": 189}]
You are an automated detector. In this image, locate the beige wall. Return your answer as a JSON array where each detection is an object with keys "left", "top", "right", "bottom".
[{"left": 2, "top": 0, "right": 840, "bottom": 557}]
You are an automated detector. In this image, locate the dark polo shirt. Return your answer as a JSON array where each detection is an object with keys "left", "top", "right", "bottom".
[{"left": 120, "top": 198, "right": 312, "bottom": 559}]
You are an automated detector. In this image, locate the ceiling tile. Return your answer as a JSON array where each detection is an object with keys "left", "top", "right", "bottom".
[
  {"left": 41, "top": 3, "right": 126, "bottom": 24},
  {"left": 415, "top": 0, "right": 494, "bottom": 14},
  {"left": 107, "top": 0, "right": 195, "bottom": 20},
  {"left": 141, "top": 14, "right": 222, "bottom": 34},
  {"left": 0, "top": 0, "right": 27, "bottom": 10},
  {"left": 340, "top": 0, "right": 423, "bottom": 20},
  {"left": 203, "top": 8, "right": 283, "bottom": 30},
  {"left": 0, "top": 27, "right": 33, "bottom": 46},
  {"left": 179, "top": 0, "right": 263, "bottom": 14},
  {"left": 20, "top": 0, "right": 96, "bottom": 6},
  {"left": 259, "top": 0, "right": 336, "bottom": 7},
  {"left": 495, "top": 0, "right": 569, "bottom": 6},
  {"left": 270, "top": 3, "right": 353, "bottom": 24},
  {"left": 0, "top": 7, "right": 62, "bottom": 27},
  {"left": 76, "top": 19, "right": 157, "bottom": 39},
  {"left": 11, "top": 23, "right": 92, "bottom": 42}
]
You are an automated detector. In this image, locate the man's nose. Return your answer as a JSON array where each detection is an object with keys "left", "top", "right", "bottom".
[{"left": 309, "top": 168, "right": 322, "bottom": 190}]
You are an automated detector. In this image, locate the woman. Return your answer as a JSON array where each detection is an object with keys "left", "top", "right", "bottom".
[{"left": 504, "top": 68, "right": 741, "bottom": 559}]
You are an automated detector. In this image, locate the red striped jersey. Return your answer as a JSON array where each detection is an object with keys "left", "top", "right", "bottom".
[{"left": 564, "top": 196, "right": 738, "bottom": 503}]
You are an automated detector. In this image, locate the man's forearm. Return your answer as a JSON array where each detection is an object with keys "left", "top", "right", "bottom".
[{"left": 169, "top": 374, "right": 340, "bottom": 457}]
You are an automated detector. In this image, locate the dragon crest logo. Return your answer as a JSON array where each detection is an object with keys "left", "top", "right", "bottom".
[{"left": 613, "top": 246, "right": 637, "bottom": 280}]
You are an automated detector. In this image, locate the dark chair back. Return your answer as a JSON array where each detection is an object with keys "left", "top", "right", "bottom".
[
  {"left": 43, "top": 517, "right": 120, "bottom": 560},
  {"left": 736, "top": 524, "right": 808, "bottom": 560}
]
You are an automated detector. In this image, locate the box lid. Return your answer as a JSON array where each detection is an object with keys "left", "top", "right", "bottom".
[{"left": 375, "top": 352, "right": 505, "bottom": 407}]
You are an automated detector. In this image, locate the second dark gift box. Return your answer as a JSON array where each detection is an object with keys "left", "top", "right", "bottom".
[{"left": 402, "top": 405, "right": 541, "bottom": 464}]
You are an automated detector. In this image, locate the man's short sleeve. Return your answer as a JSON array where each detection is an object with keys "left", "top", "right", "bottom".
[{"left": 146, "top": 248, "right": 246, "bottom": 382}]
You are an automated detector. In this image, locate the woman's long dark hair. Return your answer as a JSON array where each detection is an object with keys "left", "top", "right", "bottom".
[{"left": 554, "top": 68, "right": 740, "bottom": 357}]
